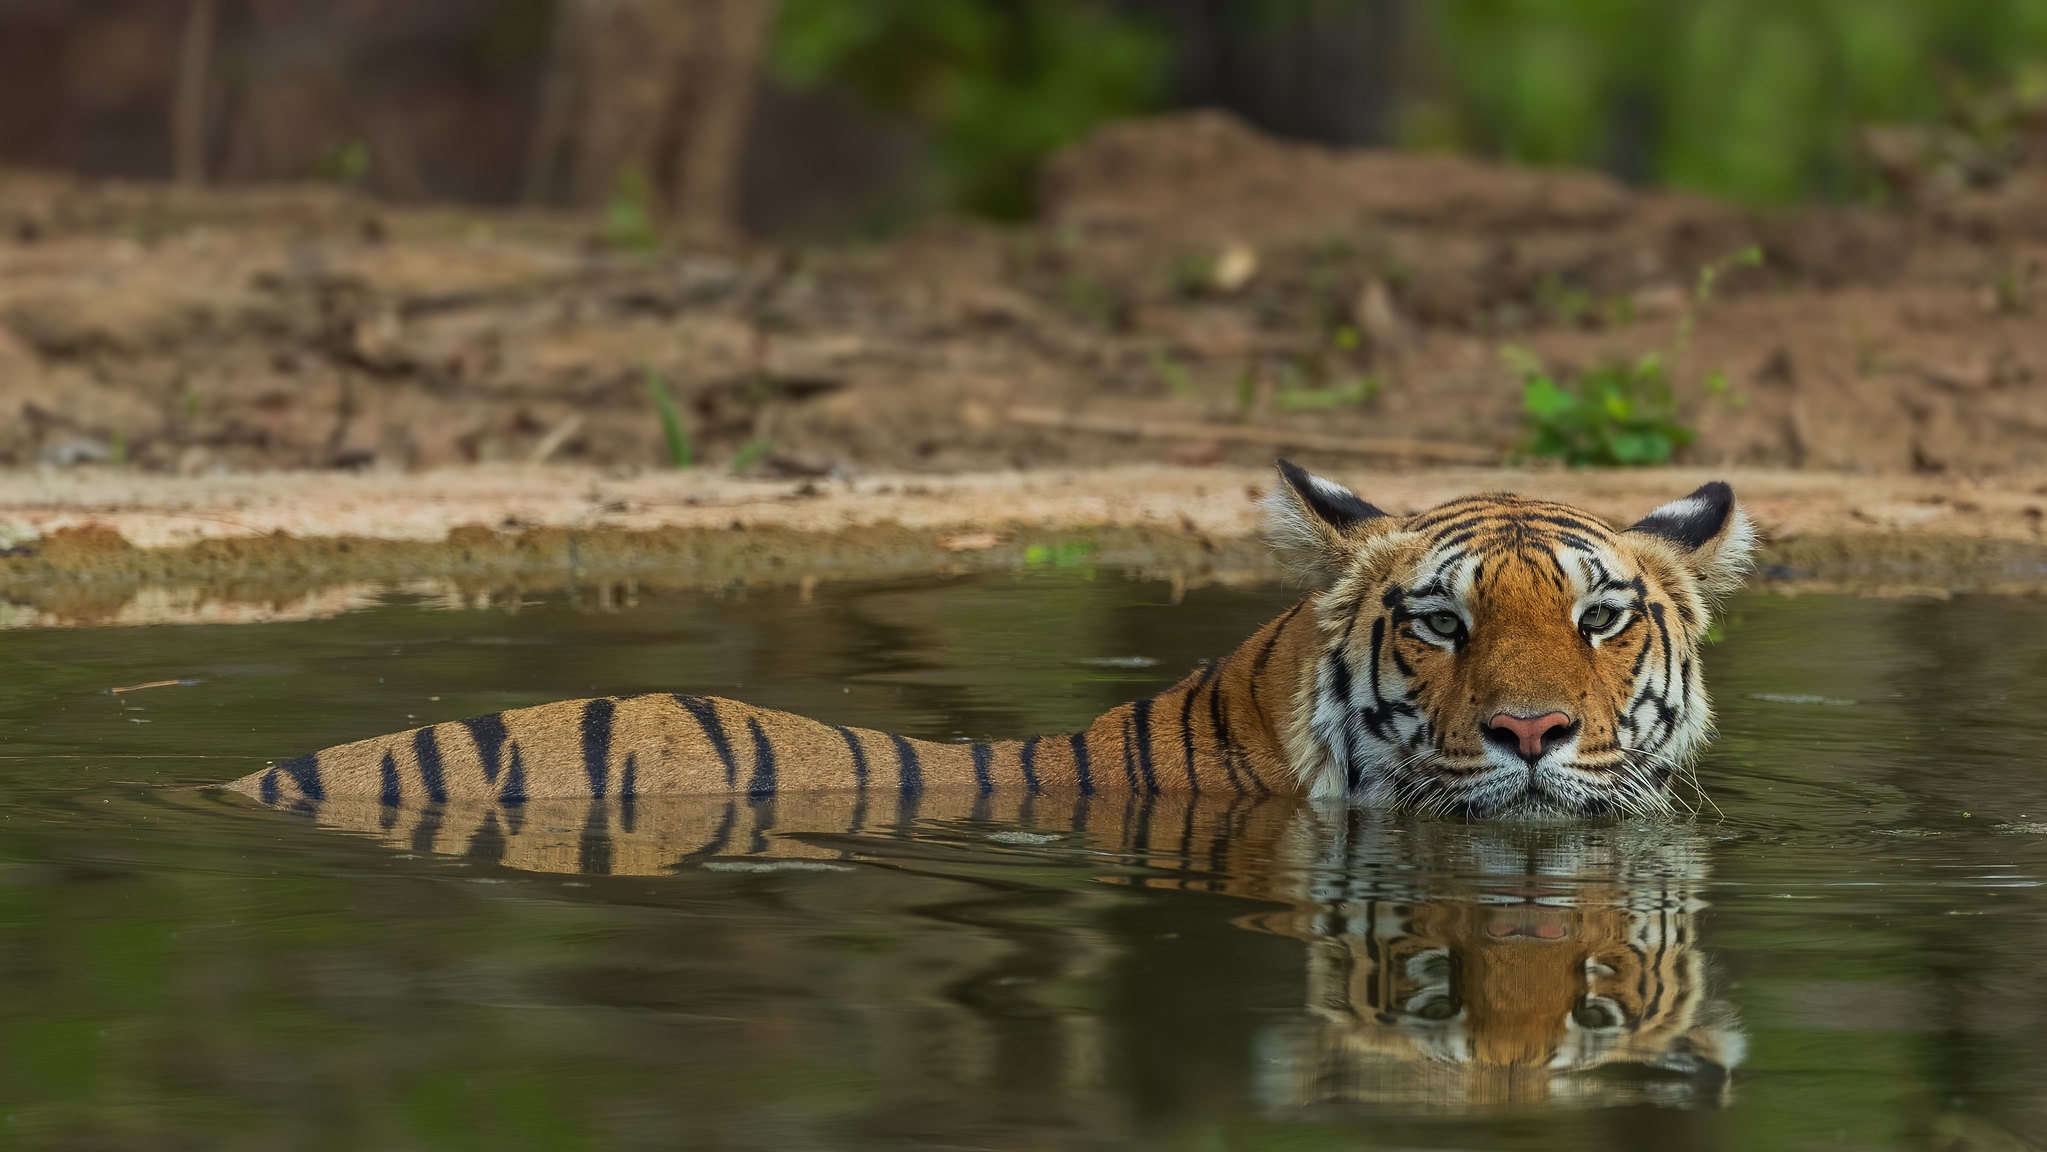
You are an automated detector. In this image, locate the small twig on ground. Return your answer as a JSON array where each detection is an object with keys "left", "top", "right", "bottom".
[{"left": 527, "top": 413, "right": 587, "bottom": 464}]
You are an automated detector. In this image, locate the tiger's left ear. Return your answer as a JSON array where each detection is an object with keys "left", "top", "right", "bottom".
[
  {"left": 1626, "top": 481, "right": 1757, "bottom": 595},
  {"left": 1261, "top": 459, "right": 1390, "bottom": 584}
]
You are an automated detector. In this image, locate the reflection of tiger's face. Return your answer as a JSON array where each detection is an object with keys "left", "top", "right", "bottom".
[{"left": 1254, "top": 817, "right": 1742, "bottom": 1109}]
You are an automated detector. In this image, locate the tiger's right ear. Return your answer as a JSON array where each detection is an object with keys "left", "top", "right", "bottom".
[{"left": 1261, "top": 459, "right": 1389, "bottom": 584}]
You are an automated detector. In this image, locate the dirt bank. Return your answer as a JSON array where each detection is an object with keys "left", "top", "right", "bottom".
[
  {"left": 3, "top": 112, "right": 2046, "bottom": 482},
  {"left": 2, "top": 464, "right": 2044, "bottom": 629}
]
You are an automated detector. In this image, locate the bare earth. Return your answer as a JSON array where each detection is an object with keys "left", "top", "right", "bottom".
[
  {"left": 4, "top": 111, "right": 2047, "bottom": 482},
  {"left": 5, "top": 112, "right": 2047, "bottom": 626}
]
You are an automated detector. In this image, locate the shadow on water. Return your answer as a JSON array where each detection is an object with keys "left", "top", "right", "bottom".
[{"left": 6, "top": 575, "right": 2047, "bottom": 1149}]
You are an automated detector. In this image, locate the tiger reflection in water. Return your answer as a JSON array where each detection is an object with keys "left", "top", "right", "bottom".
[
  {"left": 1246, "top": 812, "right": 1741, "bottom": 1108},
  {"left": 238, "top": 788, "right": 1742, "bottom": 1110}
]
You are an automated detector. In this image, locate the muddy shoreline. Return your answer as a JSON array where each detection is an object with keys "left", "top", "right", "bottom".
[{"left": 2, "top": 463, "right": 2043, "bottom": 628}]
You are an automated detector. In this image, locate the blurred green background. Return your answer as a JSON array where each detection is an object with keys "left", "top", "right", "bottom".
[{"left": 2, "top": 0, "right": 2045, "bottom": 232}]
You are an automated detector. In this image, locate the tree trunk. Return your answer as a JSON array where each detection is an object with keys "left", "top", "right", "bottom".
[
  {"left": 172, "top": 0, "right": 217, "bottom": 185},
  {"left": 665, "top": 0, "right": 774, "bottom": 242}
]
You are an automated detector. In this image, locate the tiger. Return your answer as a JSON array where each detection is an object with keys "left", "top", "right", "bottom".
[
  {"left": 256, "top": 788, "right": 1741, "bottom": 1107},
  {"left": 227, "top": 459, "right": 1756, "bottom": 820}
]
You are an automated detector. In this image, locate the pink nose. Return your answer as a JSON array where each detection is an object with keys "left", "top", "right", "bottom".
[{"left": 1486, "top": 712, "right": 1576, "bottom": 758}]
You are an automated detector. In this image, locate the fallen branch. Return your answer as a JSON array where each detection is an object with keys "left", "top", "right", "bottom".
[{"left": 1007, "top": 407, "right": 1500, "bottom": 464}]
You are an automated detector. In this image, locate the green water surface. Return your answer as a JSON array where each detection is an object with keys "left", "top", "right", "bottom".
[{"left": 2, "top": 574, "right": 2045, "bottom": 1151}]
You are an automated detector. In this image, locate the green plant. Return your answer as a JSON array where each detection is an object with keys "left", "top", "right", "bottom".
[
  {"left": 645, "top": 370, "right": 693, "bottom": 467},
  {"left": 1267, "top": 327, "right": 1383, "bottom": 413},
  {"left": 312, "top": 140, "right": 371, "bottom": 186},
  {"left": 729, "top": 438, "right": 774, "bottom": 474},
  {"left": 1995, "top": 254, "right": 2028, "bottom": 312},
  {"left": 1516, "top": 351, "right": 1694, "bottom": 466},
  {"left": 1515, "top": 246, "right": 1761, "bottom": 466},
  {"left": 1023, "top": 539, "right": 1098, "bottom": 571},
  {"left": 600, "top": 168, "right": 660, "bottom": 253},
  {"left": 1148, "top": 345, "right": 1197, "bottom": 397},
  {"left": 1272, "top": 374, "right": 1382, "bottom": 413}
]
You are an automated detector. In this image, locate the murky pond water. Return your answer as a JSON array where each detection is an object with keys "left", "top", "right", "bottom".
[{"left": 4, "top": 573, "right": 2047, "bottom": 1150}]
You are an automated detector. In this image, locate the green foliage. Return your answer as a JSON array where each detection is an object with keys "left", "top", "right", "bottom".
[
  {"left": 1517, "top": 351, "right": 1694, "bottom": 466},
  {"left": 729, "top": 438, "right": 774, "bottom": 474},
  {"left": 1272, "top": 373, "right": 1382, "bottom": 413},
  {"left": 645, "top": 370, "right": 693, "bottom": 467},
  {"left": 1023, "top": 539, "right": 1099, "bottom": 571},
  {"left": 312, "top": 140, "right": 371, "bottom": 186},
  {"left": 770, "top": 0, "right": 1165, "bottom": 218},
  {"left": 1419, "top": 0, "right": 2047, "bottom": 203},
  {"left": 1516, "top": 246, "right": 1761, "bottom": 466},
  {"left": 600, "top": 168, "right": 660, "bottom": 253},
  {"left": 1270, "top": 326, "right": 1382, "bottom": 413}
]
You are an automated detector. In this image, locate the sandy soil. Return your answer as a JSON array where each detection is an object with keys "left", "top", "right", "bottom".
[
  {"left": 2, "top": 463, "right": 2044, "bottom": 629},
  {"left": 4, "top": 111, "right": 2047, "bottom": 483}
]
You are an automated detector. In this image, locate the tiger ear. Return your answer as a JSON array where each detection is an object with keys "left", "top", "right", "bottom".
[
  {"left": 1625, "top": 481, "right": 1757, "bottom": 595},
  {"left": 1261, "top": 459, "right": 1389, "bottom": 584}
]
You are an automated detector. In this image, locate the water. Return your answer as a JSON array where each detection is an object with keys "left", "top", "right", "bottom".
[{"left": 4, "top": 574, "right": 2047, "bottom": 1150}]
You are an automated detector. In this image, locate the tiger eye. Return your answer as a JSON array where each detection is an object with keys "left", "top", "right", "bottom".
[
  {"left": 1413, "top": 996, "right": 1459, "bottom": 1021},
  {"left": 1422, "top": 611, "right": 1463, "bottom": 639},
  {"left": 1572, "top": 1001, "right": 1622, "bottom": 1029},
  {"left": 1580, "top": 604, "right": 1619, "bottom": 631}
]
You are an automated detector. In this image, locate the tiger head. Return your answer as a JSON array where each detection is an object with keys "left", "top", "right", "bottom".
[{"left": 1263, "top": 461, "right": 1755, "bottom": 818}]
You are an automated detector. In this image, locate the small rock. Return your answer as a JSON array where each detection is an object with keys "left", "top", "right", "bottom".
[{"left": 1211, "top": 243, "right": 1259, "bottom": 292}]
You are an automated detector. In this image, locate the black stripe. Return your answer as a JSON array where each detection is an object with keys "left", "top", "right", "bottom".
[
  {"left": 1248, "top": 603, "right": 1302, "bottom": 718},
  {"left": 970, "top": 743, "right": 994, "bottom": 796},
  {"left": 278, "top": 754, "right": 323, "bottom": 802},
  {"left": 890, "top": 734, "right": 922, "bottom": 800},
  {"left": 1251, "top": 604, "right": 1300, "bottom": 680},
  {"left": 1329, "top": 654, "right": 1361, "bottom": 792},
  {"left": 674, "top": 695, "right": 741, "bottom": 789},
  {"left": 412, "top": 726, "right": 448, "bottom": 804},
  {"left": 1206, "top": 663, "right": 1257, "bottom": 794},
  {"left": 620, "top": 752, "right": 637, "bottom": 833},
  {"left": 1020, "top": 736, "right": 1042, "bottom": 793},
  {"left": 461, "top": 713, "right": 509, "bottom": 784},
  {"left": 580, "top": 698, "right": 615, "bottom": 798},
  {"left": 258, "top": 767, "right": 280, "bottom": 805},
  {"left": 1119, "top": 714, "right": 1141, "bottom": 792},
  {"left": 745, "top": 716, "right": 777, "bottom": 802},
  {"left": 409, "top": 803, "right": 444, "bottom": 856},
  {"left": 499, "top": 743, "right": 527, "bottom": 806},
  {"left": 577, "top": 802, "right": 612, "bottom": 875},
  {"left": 464, "top": 811, "right": 508, "bottom": 867},
  {"left": 379, "top": 752, "right": 402, "bottom": 807},
  {"left": 1068, "top": 732, "right": 1095, "bottom": 795},
  {"left": 833, "top": 725, "right": 870, "bottom": 791},
  {"left": 1180, "top": 663, "right": 1216, "bottom": 792},
  {"left": 684, "top": 801, "right": 737, "bottom": 860}
]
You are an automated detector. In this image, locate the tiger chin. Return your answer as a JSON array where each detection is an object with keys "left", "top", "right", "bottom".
[{"left": 228, "top": 460, "right": 1755, "bottom": 823}]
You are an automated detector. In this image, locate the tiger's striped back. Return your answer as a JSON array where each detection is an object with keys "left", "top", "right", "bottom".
[{"left": 229, "top": 602, "right": 1322, "bottom": 807}]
